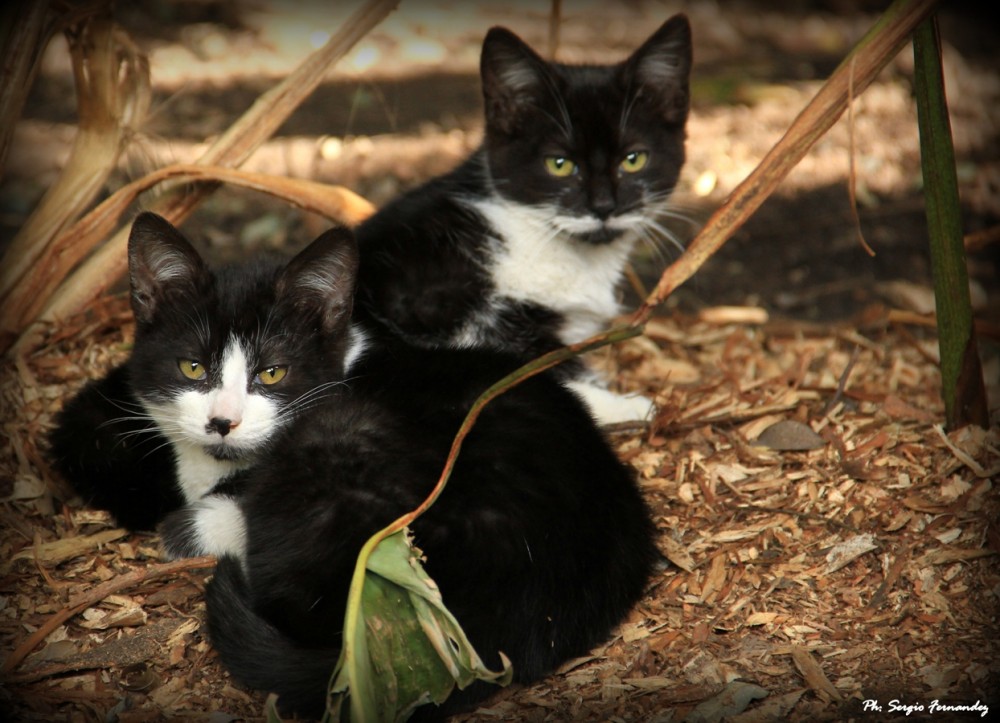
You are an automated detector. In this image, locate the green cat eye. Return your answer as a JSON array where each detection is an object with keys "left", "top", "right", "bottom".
[
  {"left": 544, "top": 156, "right": 577, "bottom": 178},
  {"left": 256, "top": 365, "right": 288, "bottom": 386},
  {"left": 620, "top": 151, "right": 649, "bottom": 173},
  {"left": 178, "top": 359, "right": 206, "bottom": 381}
]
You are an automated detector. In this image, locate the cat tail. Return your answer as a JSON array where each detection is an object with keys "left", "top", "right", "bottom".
[{"left": 206, "top": 555, "right": 338, "bottom": 718}]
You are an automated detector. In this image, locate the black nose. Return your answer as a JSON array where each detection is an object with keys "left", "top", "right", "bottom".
[
  {"left": 208, "top": 417, "right": 233, "bottom": 436},
  {"left": 589, "top": 187, "right": 616, "bottom": 220}
]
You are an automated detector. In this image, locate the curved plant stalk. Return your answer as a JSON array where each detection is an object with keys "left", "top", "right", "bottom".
[
  {"left": 5, "top": 0, "right": 400, "bottom": 356},
  {"left": 912, "top": 15, "right": 988, "bottom": 430},
  {"left": 5, "top": 164, "right": 374, "bottom": 348},
  {"left": 328, "top": 1, "right": 945, "bottom": 718},
  {"left": 630, "top": 0, "right": 938, "bottom": 325},
  {"left": 326, "top": 326, "right": 640, "bottom": 721},
  {"left": 0, "top": 10, "right": 150, "bottom": 309}
]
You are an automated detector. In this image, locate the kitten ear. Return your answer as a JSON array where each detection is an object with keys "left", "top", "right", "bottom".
[
  {"left": 127, "top": 212, "right": 208, "bottom": 325},
  {"left": 624, "top": 14, "right": 692, "bottom": 124},
  {"left": 277, "top": 225, "right": 358, "bottom": 334},
  {"left": 480, "top": 26, "right": 549, "bottom": 134}
]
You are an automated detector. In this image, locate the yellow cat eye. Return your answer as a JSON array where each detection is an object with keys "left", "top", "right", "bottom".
[
  {"left": 256, "top": 365, "right": 288, "bottom": 386},
  {"left": 544, "top": 156, "right": 577, "bottom": 178},
  {"left": 178, "top": 359, "right": 207, "bottom": 381},
  {"left": 620, "top": 151, "right": 649, "bottom": 173}
]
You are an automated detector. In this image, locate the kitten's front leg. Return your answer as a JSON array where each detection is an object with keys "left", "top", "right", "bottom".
[
  {"left": 159, "top": 494, "right": 247, "bottom": 563},
  {"left": 566, "top": 380, "right": 656, "bottom": 425}
]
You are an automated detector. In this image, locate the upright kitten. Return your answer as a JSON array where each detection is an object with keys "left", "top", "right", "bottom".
[
  {"left": 49, "top": 212, "right": 365, "bottom": 553},
  {"left": 355, "top": 15, "right": 692, "bottom": 423},
  {"left": 109, "top": 218, "right": 658, "bottom": 721}
]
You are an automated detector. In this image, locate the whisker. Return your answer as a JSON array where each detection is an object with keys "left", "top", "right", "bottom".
[
  {"left": 277, "top": 379, "right": 353, "bottom": 422},
  {"left": 636, "top": 216, "right": 688, "bottom": 257},
  {"left": 649, "top": 206, "right": 703, "bottom": 229},
  {"left": 137, "top": 438, "right": 178, "bottom": 461},
  {"left": 633, "top": 226, "right": 672, "bottom": 268}
]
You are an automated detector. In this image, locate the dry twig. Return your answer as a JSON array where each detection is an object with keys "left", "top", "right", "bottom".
[{"left": 1, "top": 555, "right": 216, "bottom": 676}]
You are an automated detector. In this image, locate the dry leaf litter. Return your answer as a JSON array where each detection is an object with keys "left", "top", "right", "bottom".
[{"left": 2, "top": 296, "right": 997, "bottom": 722}]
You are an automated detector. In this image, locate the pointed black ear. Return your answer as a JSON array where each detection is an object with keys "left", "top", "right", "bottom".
[
  {"left": 480, "top": 26, "right": 550, "bottom": 134},
  {"left": 127, "top": 212, "right": 208, "bottom": 325},
  {"left": 276, "top": 225, "right": 358, "bottom": 335},
  {"left": 624, "top": 14, "right": 692, "bottom": 124}
]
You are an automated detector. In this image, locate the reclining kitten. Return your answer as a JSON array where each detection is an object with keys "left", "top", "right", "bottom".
[
  {"left": 355, "top": 15, "right": 692, "bottom": 424},
  {"left": 49, "top": 212, "right": 367, "bottom": 544},
  {"left": 51, "top": 212, "right": 658, "bottom": 720}
]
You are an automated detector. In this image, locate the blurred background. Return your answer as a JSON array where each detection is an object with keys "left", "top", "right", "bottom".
[{"left": 3, "top": 0, "right": 997, "bottom": 322}]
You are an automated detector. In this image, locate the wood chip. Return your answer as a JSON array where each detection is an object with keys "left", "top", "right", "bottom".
[
  {"left": 823, "top": 533, "right": 878, "bottom": 574},
  {"left": 698, "top": 306, "right": 770, "bottom": 325},
  {"left": 12, "top": 529, "right": 129, "bottom": 564},
  {"left": 790, "top": 646, "right": 842, "bottom": 702}
]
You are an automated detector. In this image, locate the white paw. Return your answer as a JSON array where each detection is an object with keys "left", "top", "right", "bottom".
[
  {"left": 565, "top": 381, "right": 656, "bottom": 425},
  {"left": 160, "top": 494, "right": 247, "bottom": 563}
]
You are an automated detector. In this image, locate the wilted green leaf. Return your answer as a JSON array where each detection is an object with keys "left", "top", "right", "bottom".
[{"left": 326, "top": 529, "right": 512, "bottom": 723}]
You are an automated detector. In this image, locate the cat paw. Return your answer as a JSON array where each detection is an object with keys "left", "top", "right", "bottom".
[
  {"left": 565, "top": 382, "right": 655, "bottom": 425},
  {"left": 159, "top": 494, "right": 247, "bottom": 562}
]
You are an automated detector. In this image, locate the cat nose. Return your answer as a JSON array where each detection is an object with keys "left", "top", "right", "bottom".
[
  {"left": 207, "top": 417, "right": 238, "bottom": 436},
  {"left": 589, "top": 192, "right": 616, "bottom": 220}
]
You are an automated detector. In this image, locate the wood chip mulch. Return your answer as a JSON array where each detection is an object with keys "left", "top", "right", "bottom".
[{"left": 2, "top": 296, "right": 998, "bottom": 722}]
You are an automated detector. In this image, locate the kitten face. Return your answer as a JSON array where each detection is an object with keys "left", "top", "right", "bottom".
[
  {"left": 126, "top": 213, "right": 360, "bottom": 471},
  {"left": 139, "top": 335, "right": 286, "bottom": 462},
  {"left": 480, "top": 15, "right": 691, "bottom": 246}
]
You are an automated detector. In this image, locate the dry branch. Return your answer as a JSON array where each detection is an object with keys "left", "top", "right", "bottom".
[
  {"left": 0, "top": 1, "right": 58, "bottom": 177},
  {"left": 630, "top": 0, "right": 939, "bottom": 325},
  {"left": 7, "top": 164, "right": 375, "bottom": 334},
  {"left": 0, "top": 555, "right": 216, "bottom": 676},
  {"left": 361, "top": 0, "right": 947, "bottom": 601},
  {"left": 0, "top": 10, "right": 150, "bottom": 310}
]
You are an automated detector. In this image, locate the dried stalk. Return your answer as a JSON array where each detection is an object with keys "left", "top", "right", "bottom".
[
  {"left": 8, "top": 0, "right": 400, "bottom": 355},
  {"left": 7, "top": 164, "right": 375, "bottom": 332},
  {"left": 630, "top": 0, "right": 939, "bottom": 326},
  {"left": 0, "top": 555, "right": 216, "bottom": 676},
  {"left": 0, "top": 11, "right": 150, "bottom": 309},
  {"left": 547, "top": 0, "right": 562, "bottom": 60},
  {"left": 0, "top": 1, "right": 57, "bottom": 177},
  {"left": 384, "top": 0, "right": 945, "bottom": 556},
  {"left": 0, "top": 1, "right": 101, "bottom": 174}
]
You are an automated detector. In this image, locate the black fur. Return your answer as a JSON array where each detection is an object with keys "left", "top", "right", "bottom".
[
  {"left": 48, "top": 212, "right": 360, "bottom": 531},
  {"left": 49, "top": 213, "right": 658, "bottom": 721},
  {"left": 206, "top": 338, "right": 657, "bottom": 720},
  {"left": 355, "top": 16, "right": 692, "bottom": 366},
  {"left": 48, "top": 364, "right": 182, "bottom": 530}
]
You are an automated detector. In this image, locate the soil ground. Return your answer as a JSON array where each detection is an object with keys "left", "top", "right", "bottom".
[{"left": 2, "top": 1, "right": 999, "bottom": 722}]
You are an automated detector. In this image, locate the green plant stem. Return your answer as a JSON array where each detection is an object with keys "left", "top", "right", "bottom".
[
  {"left": 332, "top": 324, "right": 642, "bottom": 720},
  {"left": 912, "top": 15, "right": 988, "bottom": 430}
]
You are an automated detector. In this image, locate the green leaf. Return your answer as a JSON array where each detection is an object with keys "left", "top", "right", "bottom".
[
  {"left": 912, "top": 14, "right": 988, "bottom": 430},
  {"left": 325, "top": 529, "right": 512, "bottom": 723}
]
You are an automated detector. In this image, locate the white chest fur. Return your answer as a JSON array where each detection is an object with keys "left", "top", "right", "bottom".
[
  {"left": 171, "top": 443, "right": 244, "bottom": 502},
  {"left": 470, "top": 198, "right": 636, "bottom": 344}
]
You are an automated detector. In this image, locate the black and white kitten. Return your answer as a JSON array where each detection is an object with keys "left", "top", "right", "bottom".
[
  {"left": 49, "top": 211, "right": 365, "bottom": 553},
  {"left": 184, "top": 227, "right": 655, "bottom": 721},
  {"left": 355, "top": 15, "right": 692, "bottom": 424},
  {"left": 54, "top": 213, "right": 658, "bottom": 720}
]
